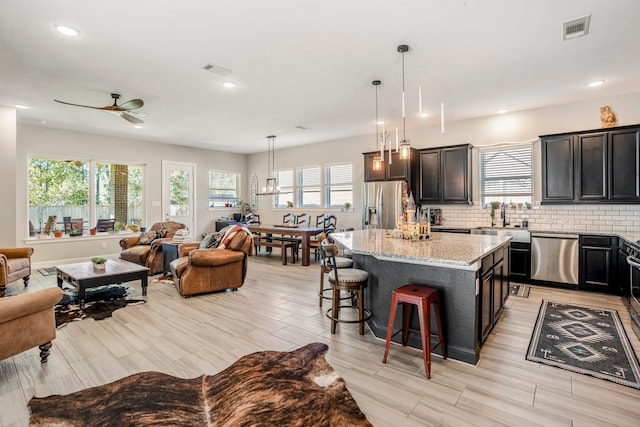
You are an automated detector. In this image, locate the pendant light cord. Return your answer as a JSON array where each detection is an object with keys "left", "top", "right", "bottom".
[{"left": 401, "top": 49, "right": 406, "bottom": 142}]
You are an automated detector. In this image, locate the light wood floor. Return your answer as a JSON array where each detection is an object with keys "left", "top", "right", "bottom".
[{"left": 2, "top": 253, "right": 640, "bottom": 426}]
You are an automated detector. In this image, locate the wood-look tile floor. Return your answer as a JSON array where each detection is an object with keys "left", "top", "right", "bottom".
[{"left": 2, "top": 254, "right": 640, "bottom": 426}]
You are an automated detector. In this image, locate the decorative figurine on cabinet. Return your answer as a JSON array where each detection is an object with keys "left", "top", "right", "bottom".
[{"left": 600, "top": 105, "right": 617, "bottom": 128}]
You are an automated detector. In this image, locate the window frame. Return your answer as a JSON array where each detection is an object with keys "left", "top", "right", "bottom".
[
  {"left": 324, "top": 162, "right": 353, "bottom": 209},
  {"left": 273, "top": 168, "right": 294, "bottom": 209},
  {"left": 207, "top": 169, "right": 242, "bottom": 209},
  {"left": 27, "top": 155, "right": 146, "bottom": 237},
  {"left": 296, "top": 165, "right": 322, "bottom": 209},
  {"left": 479, "top": 145, "right": 533, "bottom": 207}
]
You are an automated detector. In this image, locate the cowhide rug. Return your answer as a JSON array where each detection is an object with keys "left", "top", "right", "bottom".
[
  {"left": 29, "top": 342, "right": 371, "bottom": 426},
  {"left": 56, "top": 285, "right": 145, "bottom": 328}
]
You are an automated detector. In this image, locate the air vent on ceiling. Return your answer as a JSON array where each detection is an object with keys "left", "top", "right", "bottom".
[
  {"left": 203, "top": 63, "right": 232, "bottom": 76},
  {"left": 562, "top": 14, "right": 591, "bottom": 40}
]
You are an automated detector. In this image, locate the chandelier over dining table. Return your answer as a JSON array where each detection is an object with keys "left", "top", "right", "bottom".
[{"left": 256, "top": 135, "right": 281, "bottom": 196}]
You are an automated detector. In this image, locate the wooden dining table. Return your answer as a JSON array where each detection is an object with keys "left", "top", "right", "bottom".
[{"left": 248, "top": 224, "right": 324, "bottom": 266}]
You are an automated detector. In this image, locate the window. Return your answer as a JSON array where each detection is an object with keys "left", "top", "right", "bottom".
[
  {"left": 95, "top": 163, "right": 144, "bottom": 224},
  {"left": 28, "top": 157, "right": 144, "bottom": 234},
  {"left": 274, "top": 169, "right": 294, "bottom": 208},
  {"left": 208, "top": 170, "right": 241, "bottom": 208},
  {"left": 297, "top": 166, "right": 321, "bottom": 208},
  {"left": 480, "top": 145, "right": 533, "bottom": 206},
  {"left": 325, "top": 163, "right": 352, "bottom": 208}
]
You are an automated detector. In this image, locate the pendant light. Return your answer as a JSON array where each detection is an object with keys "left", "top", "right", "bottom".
[
  {"left": 397, "top": 44, "right": 411, "bottom": 160},
  {"left": 372, "top": 80, "right": 383, "bottom": 171},
  {"left": 256, "top": 135, "right": 281, "bottom": 196}
]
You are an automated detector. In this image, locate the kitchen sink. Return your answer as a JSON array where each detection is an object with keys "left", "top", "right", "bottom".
[{"left": 470, "top": 227, "right": 531, "bottom": 243}]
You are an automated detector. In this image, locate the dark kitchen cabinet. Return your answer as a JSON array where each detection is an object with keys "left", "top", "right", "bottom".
[
  {"left": 418, "top": 144, "right": 471, "bottom": 204},
  {"left": 418, "top": 150, "right": 440, "bottom": 202},
  {"left": 509, "top": 242, "right": 530, "bottom": 282},
  {"left": 478, "top": 245, "right": 509, "bottom": 343},
  {"left": 609, "top": 127, "right": 640, "bottom": 201},
  {"left": 576, "top": 132, "right": 608, "bottom": 201},
  {"left": 541, "top": 124, "right": 640, "bottom": 204},
  {"left": 363, "top": 149, "right": 419, "bottom": 191},
  {"left": 363, "top": 152, "right": 386, "bottom": 182},
  {"left": 579, "top": 235, "right": 617, "bottom": 294},
  {"left": 541, "top": 135, "right": 574, "bottom": 202}
]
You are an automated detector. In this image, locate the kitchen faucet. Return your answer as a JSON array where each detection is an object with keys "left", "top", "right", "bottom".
[{"left": 501, "top": 204, "right": 510, "bottom": 227}]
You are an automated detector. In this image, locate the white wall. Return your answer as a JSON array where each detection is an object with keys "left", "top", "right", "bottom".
[
  {"left": 0, "top": 106, "right": 17, "bottom": 247},
  {"left": 4, "top": 91, "right": 640, "bottom": 265},
  {"left": 14, "top": 124, "right": 247, "bottom": 264},
  {"left": 247, "top": 91, "right": 640, "bottom": 233}
]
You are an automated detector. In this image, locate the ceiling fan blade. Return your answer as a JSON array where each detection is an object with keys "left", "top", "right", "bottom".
[
  {"left": 54, "top": 99, "right": 105, "bottom": 110},
  {"left": 117, "top": 99, "right": 144, "bottom": 111},
  {"left": 120, "top": 112, "right": 144, "bottom": 124}
]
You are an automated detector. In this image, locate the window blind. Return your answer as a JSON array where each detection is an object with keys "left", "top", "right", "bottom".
[{"left": 480, "top": 146, "right": 532, "bottom": 205}]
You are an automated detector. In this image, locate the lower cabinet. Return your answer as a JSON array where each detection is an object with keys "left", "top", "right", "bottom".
[
  {"left": 579, "top": 235, "right": 617, "bottom": 294},
  {"left": 479, "top": 245, "right": 508, "bottom": 343},
  {"left": 509, "top": 242, "right": 531, "bottom": 282}
]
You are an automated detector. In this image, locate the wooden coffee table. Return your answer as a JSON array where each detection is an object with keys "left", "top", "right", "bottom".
[{"left": 56, "top": 259, "right": 149, "bottom": 309}]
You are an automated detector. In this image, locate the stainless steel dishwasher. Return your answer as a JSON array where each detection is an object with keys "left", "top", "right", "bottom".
[{"left": 531, "top": 232, "right": 579, "bottom": 285}]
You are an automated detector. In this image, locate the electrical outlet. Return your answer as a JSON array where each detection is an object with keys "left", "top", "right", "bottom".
[{"left": 101, "top": 242, "right": 107, "bottom": 248}]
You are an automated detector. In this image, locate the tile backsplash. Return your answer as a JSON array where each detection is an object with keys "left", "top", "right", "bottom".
[{"left": 426, "top": 203, "right": 640, "bottom": 235}]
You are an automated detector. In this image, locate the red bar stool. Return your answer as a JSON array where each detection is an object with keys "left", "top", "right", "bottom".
[{"left": 382, "top": 284, "right": 446, "bottom": 379}]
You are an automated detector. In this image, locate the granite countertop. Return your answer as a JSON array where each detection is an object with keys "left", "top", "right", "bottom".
[{"left": 330, "top": 229, "right": 511, "bottom": 270}]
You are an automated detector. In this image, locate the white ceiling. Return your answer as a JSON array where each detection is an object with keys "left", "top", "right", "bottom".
[{"left": 1, "top": 0, "right": 639, "bottom": 154}]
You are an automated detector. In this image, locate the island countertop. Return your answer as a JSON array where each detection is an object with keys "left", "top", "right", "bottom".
[{"left": 331, "top": 229, "right": 511, "bottom": 270}]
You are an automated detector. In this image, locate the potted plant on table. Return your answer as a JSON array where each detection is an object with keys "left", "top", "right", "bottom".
[{"left": 91, "top": 257, "right": 107, "bottom": 271}]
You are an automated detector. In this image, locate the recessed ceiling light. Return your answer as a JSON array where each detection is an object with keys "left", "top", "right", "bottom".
[
  {"left": 55, "top": 25, "right": 80, "bottom": 37},
  {"left": 222, "top": 81, "right": 237, "bottom": 89},
  {"left": 587, "top": 80, "right": 605, "bottom": 87},
  {"left": 497, "top": 109, "right": 508, "bottom": 114},
  {"left": 376, "top": 120, "right": 384, "bottom": 125},
  {"left": 133, "top": 125, "right": 143, "bottom": 129},
  {"left": 420, "top": 113, "right": 429, "bottom": 118},
  {"left": 14, "top": 104, "right": 28, "bottom": 109}
]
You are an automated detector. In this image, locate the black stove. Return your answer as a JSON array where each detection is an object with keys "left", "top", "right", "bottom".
[{"left": 621, "top": 239, "right": 640, "bottom": 340}]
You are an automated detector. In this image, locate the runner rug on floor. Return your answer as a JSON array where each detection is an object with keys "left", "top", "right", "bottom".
[{"left": 527, "top": 300, "right": 640, "bottom": 389}]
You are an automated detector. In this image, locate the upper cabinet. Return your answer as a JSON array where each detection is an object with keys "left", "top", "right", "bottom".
[
  {"left": 418, "top": 144, "right": 472, "bottom": 204},
  {"left": 541, "top": 125, "right": 640, "bottom": 204},
  {"left": 363, "top": 148, "right": 419, "bottom": 190}
]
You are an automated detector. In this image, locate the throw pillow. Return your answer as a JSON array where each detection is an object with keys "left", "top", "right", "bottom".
[
  {"left": 199, "top": 232, "right": 223, "bottom": 249},
  {"left": 137, "top": 230, "right": 158, "bottom": 245}
]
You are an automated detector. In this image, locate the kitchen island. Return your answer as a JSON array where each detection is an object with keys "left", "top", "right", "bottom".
[{"left": 330, "top": 229, "right": 512, "bottom": 365}]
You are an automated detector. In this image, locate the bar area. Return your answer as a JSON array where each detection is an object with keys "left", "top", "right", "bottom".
[{"left": 330, "top": 229, "right": 512, "bottom": 365}]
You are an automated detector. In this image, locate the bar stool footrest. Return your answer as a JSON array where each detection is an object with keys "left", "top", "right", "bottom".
[{"left": 325, "top": 307, "right": 372, "bottom": 324}]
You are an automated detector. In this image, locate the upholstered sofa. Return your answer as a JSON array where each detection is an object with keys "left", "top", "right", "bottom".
[
  {"left": 0, "top": 287, "right": 63, "bottom": 363},
  {"left": 170, "top": 227, "right": 253, "bottom": 297},
  {"left": 119, "top": 221, "right": 186, "bottom": 275},
  {"left": 0, "top": 247, "right": 34, "bottom": 297}
]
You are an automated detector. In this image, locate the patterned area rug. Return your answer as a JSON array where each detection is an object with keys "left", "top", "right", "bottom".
[
  {"left": 29, "top": 342, "right": 372, "bottom": 426},
  {"left": 509, "top": 283, "right": 530, "bottom": 298},
  {"left": 55, "top": 285, "right": 145, "bottom": 328},
  {"left": 527, "top": 300, "right": 640, "bottom": 389},
  {"left": 37, "top": 267, "right": 58, "bottom": 276}
]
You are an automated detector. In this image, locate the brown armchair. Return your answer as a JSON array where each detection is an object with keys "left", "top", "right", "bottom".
[
  {"left": 170, "top": 228, "right": 253, "bottom": 297},
  {"left": 0, "top": 287, "right": 63, "bottom": 363},
  {"left": 0, "top": 247, "right": 34, "bottom": 297},
  {"left": 119, "top": 221, "right": 186, "bottom": 275}
]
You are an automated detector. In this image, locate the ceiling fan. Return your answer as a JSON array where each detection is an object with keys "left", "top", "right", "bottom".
[{"left": 54, "top": 93, "right": 145, "bottom": 124}]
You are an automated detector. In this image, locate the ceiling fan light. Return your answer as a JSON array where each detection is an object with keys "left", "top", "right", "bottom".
[{"left": 55, "top": 25, "right": 79, "bottom": 37}]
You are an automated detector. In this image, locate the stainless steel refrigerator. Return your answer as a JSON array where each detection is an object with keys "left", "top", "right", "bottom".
[{"left": 362, "top": 181, "right": 404, "bottom": 230}]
